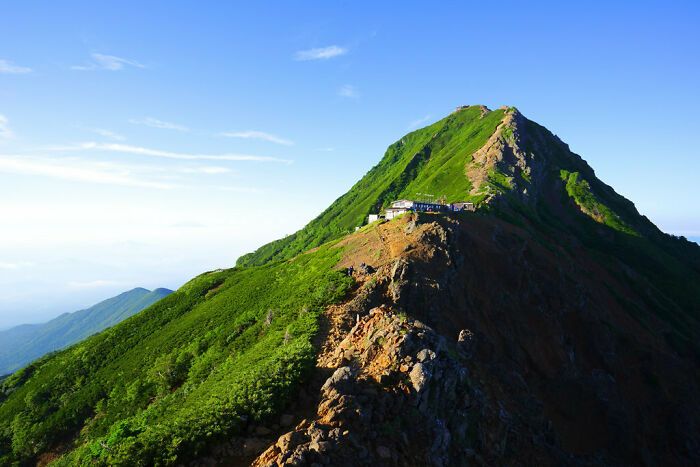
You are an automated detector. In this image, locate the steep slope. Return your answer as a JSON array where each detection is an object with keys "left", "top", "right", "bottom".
[
  {"left": 0, "top": 106, "right": 698, "bottom": 466},
  {"left": 237, "top": 106, "right": 506, "bottom": 266},
  {"left": 250, "top": 213, "right": 699, "bottom": 466},
  {"left": 0, "top": 249, "right": 352, "bottom": 465},
  {"left": 0, "top": 288, "right": 172, "bottom": 375}
]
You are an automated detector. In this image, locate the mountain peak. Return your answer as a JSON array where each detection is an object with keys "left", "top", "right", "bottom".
[
  {"left": 238, "top": 105, "right": 652, "bottom": 266},
  {"left": 2, "top": 109, "right": 699, "bottom": 467}
]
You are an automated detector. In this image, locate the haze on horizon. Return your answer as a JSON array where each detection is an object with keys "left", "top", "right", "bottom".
[{"left": 1, "top": 1, "right": 699, "bottom": 328}]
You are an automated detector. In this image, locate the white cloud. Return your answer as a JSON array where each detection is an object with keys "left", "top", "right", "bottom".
[
  {"left": 407, "top": 114, "right": 432, "bottom": 129},
  {"left": 316, "top": 147, "right": 335, "bottom": 152},
  {"left": 88, "top": 128, "right": 125, "bottom": 141},
  {"left": 294, "top": 45, "right": 347, "bottom": 61},
  {"left": 0, "top": 155, "right": 174, "bottom": 189},
  {"left": 0, "top": 115, "right": 12, "bottom": 140},
  {"left": 221, "top": 130, "right": 293, "bottom": 146},
  {"left": 338, "top": 84, "right": 359, "bottom": 98},
  {"left": 129, "top": 117, "right": 189, "bottom": 132},
  {"left": 50, "top": 142, "right": 292, "bottom": 164},
  {"left": 0, "top": 59, "right": 32, "bottom": 74},
  {"left": 72, "top": 53, "right": 145, "bottom": 71},
  {"left": 178, "top": 166, "right": 231, "bottom": 175}
]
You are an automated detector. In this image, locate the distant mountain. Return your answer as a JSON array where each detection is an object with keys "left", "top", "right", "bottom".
[{"left": 0, "top": 287, "right": 172, "bottom": 375}]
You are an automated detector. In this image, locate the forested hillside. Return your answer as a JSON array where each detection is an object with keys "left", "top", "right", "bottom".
[
  {"left": 0, "top": 288, "right": 172, "bottom": 375},
  {"left": 1, "top": 106, "right": 698, "bottom": 466},
  {"left": 0, "top": 246, "right": 350, "bottom": 465}
]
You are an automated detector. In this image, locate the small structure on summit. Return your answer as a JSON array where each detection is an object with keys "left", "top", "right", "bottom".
[
  {"left": 451, "top": 202, "right": 475, "bottom": 211},
  {"left": 368, "top": 199, "right": 475, "bottom": 223}
]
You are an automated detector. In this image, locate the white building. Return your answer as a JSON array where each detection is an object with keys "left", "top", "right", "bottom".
[
  {"left": 368, "top": 198, "right": 476, "bottom": 224},
  {"left": 390, "top": 199, "right": 415, "bottom": 209},
  {"left": 385, "top": 207, "right": 409, "bottom": 220}
]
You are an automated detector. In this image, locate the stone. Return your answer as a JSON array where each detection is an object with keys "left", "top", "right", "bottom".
[
  {"left": 310, "top": 440, "right": 332, "bottom": 453},
  {"left": 458, "top": 329, "right": 474, "bottom": 344},
  {"left": 321, "top": 366, "right": 355, "bottom": 393},
  {"left": 417, "top": 348, "right": 436, "bottom": 362},
  {"left": 410, "top": 362, "right": 431, "bottom": 392}
]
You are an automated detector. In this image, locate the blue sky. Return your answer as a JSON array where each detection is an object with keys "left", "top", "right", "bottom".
[{"left": 0, "top": 1, "right": 698, "bottom": 327}]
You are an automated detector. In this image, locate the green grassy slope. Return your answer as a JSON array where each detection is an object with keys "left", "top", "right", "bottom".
[
  {"left": 0, "top": 288, "right": 172, "bottom": 375},
  {"left": 1, "top": 105, "right": 698, "bottom": 466},
  {"left": 237, "top": 106, "right": 505, "bottom": 267},
  {"left": 0, "top": 244, "right": 351, "bottom": 465}
]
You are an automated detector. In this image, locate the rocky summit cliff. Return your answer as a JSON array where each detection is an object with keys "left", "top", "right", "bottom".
[
  {"left": 245, "top": 209, "right": 700, "bottom": 466},
  {"left": 1, "top": 106, "right": 698, "bottom": 466},
  {"left": 239, "top": 105, "right": 700, "bottom": 466}
]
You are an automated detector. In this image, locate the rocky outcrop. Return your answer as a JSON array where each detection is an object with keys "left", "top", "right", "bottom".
[
  {"left": 253, "top": 307, "right": 480, "bottom": 466},
  {"left": 467, "top": 108, "right": 534, "bottom": 202},
  {"left": 244, "top": 211, "right": 699, "bottom": 466}
]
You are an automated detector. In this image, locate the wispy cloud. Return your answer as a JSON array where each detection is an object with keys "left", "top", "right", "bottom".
[
  {"left": 0, "top": 115, "right": 12, "bottom": 140},
  {"left": 178, "top": 166, "right": 231, "bottom": 175},
  {"left": 407, "top": 114, "right": 432, "bottom": 129},
  {"left": 129, "top": 117, "right": 189, "bottom": 132},
  {"left": 0, "top": 59, "right": 32, "bottom": 74},
  {"left": 338, "top": 84, "right": 359, "bottom": 99},
  {"left": 316, "top": 147, "right": 335, "bottom": 152},
  {"left": 87, "top": 128, "right": 125, "bottom": 141},
  {"left": 72, "top": 53, "right": 145, "bottom": 71},
  {"left": 49, "top": 142, "right": 293, "bottom": 164},
  {"left": 221, "top": 130, "right": 293, "bottom": 146},
  {"left": 294, "top": 45, "right": 347, "bottom": 61},
  {"left": 0, "top": 155, "right": 174, "bottom": 189}
]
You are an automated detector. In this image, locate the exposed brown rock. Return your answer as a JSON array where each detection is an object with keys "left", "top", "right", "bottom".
[{"left": 246, "top": 212, "right": 699, "bottom": 466}]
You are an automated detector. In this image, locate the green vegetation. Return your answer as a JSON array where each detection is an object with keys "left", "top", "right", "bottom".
[
  {"left": 238, "top": 106, "right": 505, "bottom": 267},
  {"left": 0, "top": 288, "right": 172, "bottom": 376},
  {"left": 560, "top": 169, "right": 637, "bottom": 235},
  {"left": 0, "top": 245, "right": 352, "bottom": 465},
  {"left": 2, "top": 105, "right": 699, "bottom": 466},
  {"left": 486, "top": 168, "right": 514, "bottom": 192}
]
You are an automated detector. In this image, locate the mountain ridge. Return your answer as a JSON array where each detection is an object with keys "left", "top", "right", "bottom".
[
  {"left": 0, "top": 106, "right": 698, "bottom": 466},
  {"left": 237, "top": 105, "right": 675, "bottom": 267}
]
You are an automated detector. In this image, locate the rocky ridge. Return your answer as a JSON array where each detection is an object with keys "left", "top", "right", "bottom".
[
  {"left": 195, "top": 106, "right": 700, "bottom": 467},
  {"left": 254, "top": 307, "right": 476, "bottom": 466},
  {"left": 240, "top": 208, "right": 700, "bottom": 466}
]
